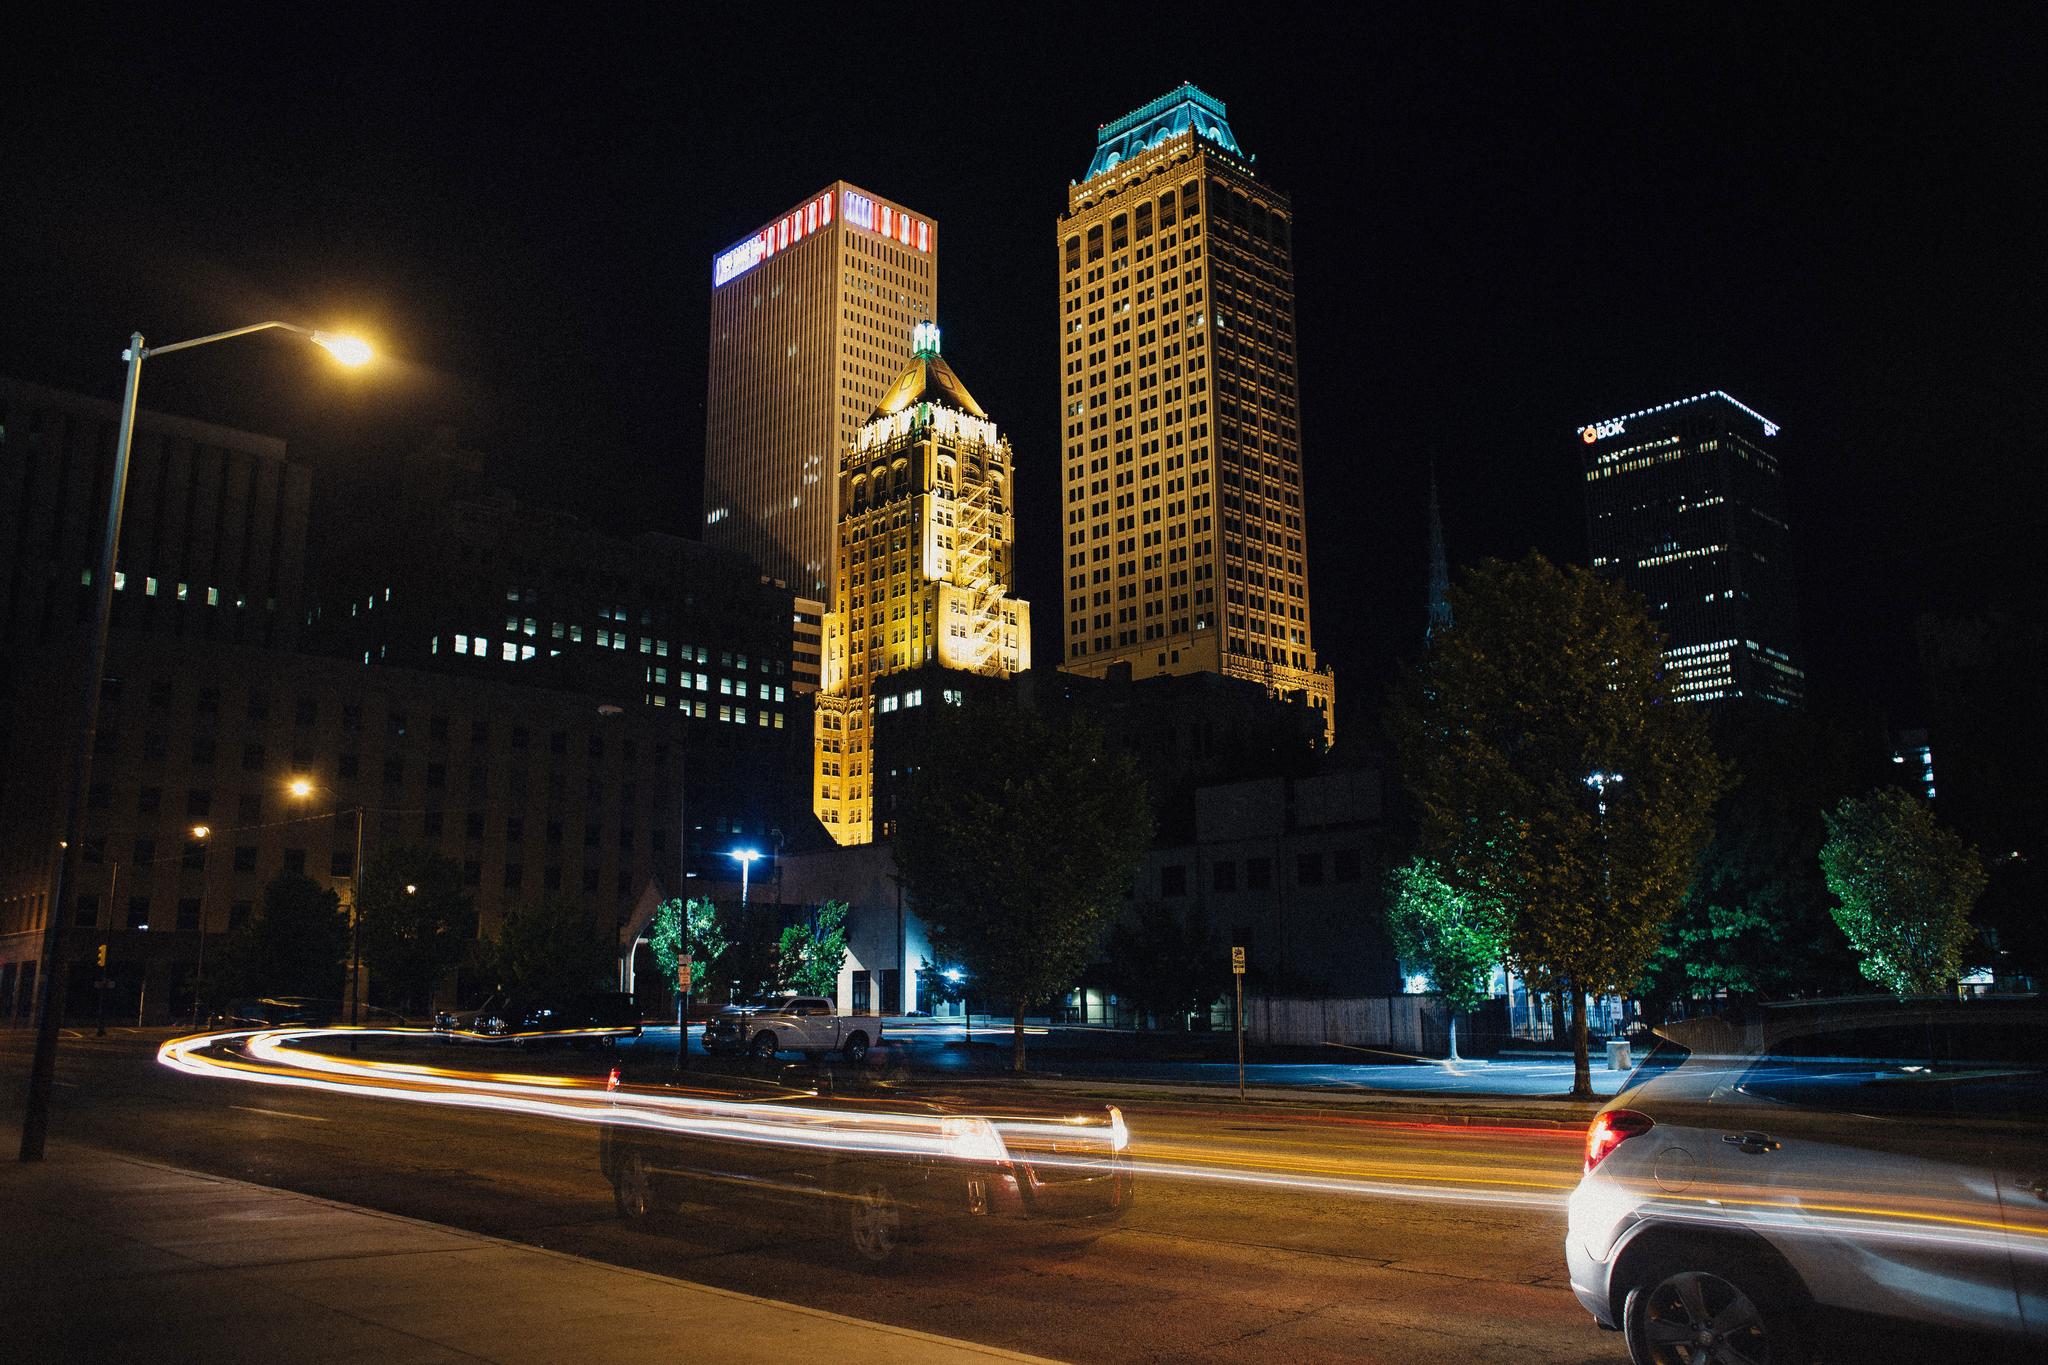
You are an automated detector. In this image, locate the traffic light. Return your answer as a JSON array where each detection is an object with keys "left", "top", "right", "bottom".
[{"left": 95, "top": 944, "right": 107, "bottom": 968}]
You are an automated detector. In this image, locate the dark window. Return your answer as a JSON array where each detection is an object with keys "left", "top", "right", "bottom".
[
  {"left": 387, "top": 711, "right": 407, "bottom": 737},
  {"left": 229, "top": 901, "right": 253, "bottom": 930},
  {"left": 543, "top": 865, "right": 562, "bottom": 890},
  {"left": 73, "top": 894, "right": 98, "bottom": 929},
  {"left": 338, "top": 753, "right": 359, "bottom": 778},
  {"left": 1334, "top": 848, "right": 1362, "bottom": 883},
  {"left": 383, "top": 757, "right": 403, "bottom": 785},
  {"left": 582, "top": 867, "right": 600, "bottom": 893},
  {"left": 282, "top": 848, "right": 306, "bottom": 875},
  {"left": 1161, "top": 864, "right": 1188, "bottom": 897},
  {"left": 295, "top": 697, "right": 318, "bottom": 727},
  {"left": 1245, "top": 857, "right": 1272, "bottom": 891},
  {"left": 138, "top": 786, "right": 162, "bottom": 813},
  {"left": 462, "top": 860, "right": 481, "bottom": 887},
  {"left": 341, "top": 704, "right": 362, "bottom": 733},
  {"left": 1296, "top": 852, "right": 1323, "bottom": 887},
  {"left": 423, "top": 809, "right": 444, "bottom": 838},
  {"left": 430, "top": 715, "right": 449, "bottom": 742},
  {"left": 241, "top": 743, "right": 266, "bottom": 771},
  {"left": 195, "top": 688, "right": 219, "bottom": 715},
  {"left": 617, "top": 870, "right": 631, "bottom": 897},
  {"left": 88, "top": 783, "right": 112, "bottom": 810},
  {"left": 234, "top": 846, "right": 257, "bottom": 872},
  {"left": 588, "top": 735, "right": 604, "bottom": 758},
  {"left": 191, "top": 737, "right": 216, "bottom": 765},
  {"left": 650, "top": 828, "right": 666, "bottom": 854},
  {"left": 182, "top": 840, "right": 206, "bottom": 871},
  {"left": 331, "top": 847, "right": 354, "bottom": 877},
  {"left": 549, "top": 730, "right": 567, "bottom": 755},
  {"left": 506, "top": 816, "right": 524, "bottom": 843},
  {"left": 584, "top": 823, "right": 600, "bottom": 848},
  {"left": 127, "top": 896, "right": 151, "bottom": 929},
  {"left": 93, "top": 728, "right": 119, "bottom": 756},
  {"left": 471, "top": 720, "right": 490, "bottom": 744},
  {"left": 149, "top": 680, "right": 174, "bottom": 708},
  {"left": 132, "top": 838, "right": 155, "bottom": 866},
  {"left": 426, "top": 762, "right": 446, "bottom": 789},
  {"left": 617, "top": 827, "right": 633, "bottom": 852},
  {"left": 510, "top": 725, "right": 529, "bottom": 750},
  {"left": 245, "top": 693, "right": 270, "bottom": 721},
  {"left": 176, "top": 898, "right": 200, "bottom": 931},
  {"left": 82, "top": 836, "right": 105, "bottom": 864},
  {"left": 1213, "top": 860, "right": 1237, "bottom": 892},
  {"left": 503, "top": 864, "right": 523, "bottom": 890},
  {"left": 186, "top": 789, "right": 211, "bottom": 818},
  {"left": 143, "top": 732, "right": 167, "bottom": 760},
  {"left": 546, "top": 820, "right": 563, "bottom": 846},
  {"left": 465, "top": 812, "right": 485, "bottom": 840},
  {"left": 238, "top": 794, "right": 262, "bottom": 824}
]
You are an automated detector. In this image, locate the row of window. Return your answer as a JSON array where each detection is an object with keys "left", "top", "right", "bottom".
[{"left": 1158, "top": 847, "right": 1364, "bottom": 897}]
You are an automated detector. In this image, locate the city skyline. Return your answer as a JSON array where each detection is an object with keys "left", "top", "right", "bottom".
[{"left": 3, "top": 8, "right": 2041, "bottom": 723}]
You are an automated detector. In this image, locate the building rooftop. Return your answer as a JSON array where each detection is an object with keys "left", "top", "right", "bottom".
[
  {"left": 1083, "top": 83, "right": 1244, "bottom": 183},
  {"left": 1576, "top": 390, "right": 1782, "bottom": 445},
  {"left": 869, "top": 324, "right": 987, "bottom": 420}
]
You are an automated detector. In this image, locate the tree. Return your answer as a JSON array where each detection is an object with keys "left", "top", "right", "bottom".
[
  {"left": 895, "top": 695, "right": 1151, "bottom": 1071},
  {"left": 492, "top": 895, "right": 615, "bottom": 1000},
  {"left": 1102, "top": 901, "right": 1230, "bottom": 1030},
  {"left": 1384, "top": 858, "right": 1507, "bottom": 1060},
  {"left": 1387, "top": 553, "right": 1726, "bottom": 1097},
  {"left": 777, "top": 900, "right": 849, "bottom": 998},
  {"left": 648, "top": 897, "right": 729, "bottom": 1001},
  {"left": 209, "top": 871, "right": 350, "bottom": 1002},
  {"left": 355, "top": 846, "right": 475, "bottom": 1017},
  {"left": 1820, "top": 787, "right": 1986, "bottom": 995}
]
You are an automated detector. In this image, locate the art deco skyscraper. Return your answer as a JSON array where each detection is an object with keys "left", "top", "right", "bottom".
[
  {"left": 1057, "top": 85, "right": 1334, "bottom": 739},
  {"left": 702, "top": 183, "right": 938, "bottom": 688},
  {"left": 813, "top": 325, "right": 1031, "bottom": 844},
  {"left": 1580, "top": 390, "right": 1804, "bottom": 708}
]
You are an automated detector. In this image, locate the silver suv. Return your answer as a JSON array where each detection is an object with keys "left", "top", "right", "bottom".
[{"left": 1566, "top": 996, "right": 2046, "bottom": 1362}]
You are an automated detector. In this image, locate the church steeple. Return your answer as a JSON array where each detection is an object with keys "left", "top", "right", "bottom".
[{"left": 1426, "top": 466, "right": 1453, "bottom": 641}]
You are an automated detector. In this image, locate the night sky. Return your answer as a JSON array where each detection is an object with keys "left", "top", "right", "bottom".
[{"left": 7, "top": 6, "right": 2043, "bottom": 729}]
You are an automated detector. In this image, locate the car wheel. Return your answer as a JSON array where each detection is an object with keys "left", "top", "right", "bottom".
[
  {"left": 1623, "top": 1256, "right": 1808, "bottom": 1365},
  {"left": 750, "top": 1030, "right": 779, "bottom": 1059},
  {"left": 843, "top": 1032, "right": 870, "bottom": 1064},
  {"left": 847, "top": 1179, "right": 906, "bottom": 1264},
  {"left": 613, "top": 1150, "right": 656, "bottom": 1223}
]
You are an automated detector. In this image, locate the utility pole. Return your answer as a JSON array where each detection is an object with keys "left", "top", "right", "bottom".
[{"left": 1232, "top": 945, "right": 1247, "bottom": 1101}]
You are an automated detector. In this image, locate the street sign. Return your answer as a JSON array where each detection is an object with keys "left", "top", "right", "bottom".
[
  {"left": 678, "top": 953, "right": 693, "bottom": 991},
  {"left": 1231, "top": 945, "right": 1246, "bottom": 975},
  {"left": 95, "top": 944, "right": 107, "bottom": 968}
]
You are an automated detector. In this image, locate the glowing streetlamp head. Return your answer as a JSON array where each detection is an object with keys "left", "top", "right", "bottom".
[
  {"left": 312, "top": 331, "right": 373, "bottom": 367},
  {"left": 728, "top": 848, "right": 763, "bottom": 865},
  {"left": 404, "top": 883, "right": 418, "bottom": 895},
  {"left": 288, "top": 777, "right": 315, "bottom": 798},
  {"left": 190, "top": 825, "right": 210, "bottom": 840}
]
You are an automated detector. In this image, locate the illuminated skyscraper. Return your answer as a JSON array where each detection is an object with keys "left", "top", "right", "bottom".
[
  {"left": 813, "top": 324, "right": 1031, "bottom": 844},
  {"left": 1580, "top": 391, "right": 1805, "bottom": 707},
  {"left": 1057, "top": 85, "right": 1334, "bottom": 740},
  {"left": 702, "top": 183, "right": 938, "bottom": 688}
]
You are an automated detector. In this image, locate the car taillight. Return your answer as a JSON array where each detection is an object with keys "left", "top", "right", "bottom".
[{"left": 1584, "top": 1109, "right": 1654, "bottom": 1174}]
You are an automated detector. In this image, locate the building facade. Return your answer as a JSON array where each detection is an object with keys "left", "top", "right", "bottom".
[
  {"left": 0, "top": 636, "right": 687, "bottom": 1025},
  {"left": 1056, "top": 86, "right": 1335, "bottom": 740},
  {"left": 1580, "top": 390, "right": 1804, "bottom": 707},
  {"left": 703, "top": 183, "right": 939, "bottom": 605},
  {"left": 307, "top": 489, "right": 802, "bottom": 877},
  {"left": 813, "top": 326, "right": 1030, "bottom": 844}
]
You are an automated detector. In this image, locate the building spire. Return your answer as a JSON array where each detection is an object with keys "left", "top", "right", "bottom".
[{"left": 1426, "top": 465, "right": 1453, "bottom": 641}]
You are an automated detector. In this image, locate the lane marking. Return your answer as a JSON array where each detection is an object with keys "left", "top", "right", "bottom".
[{"left": 231, "top": 1104, "right": 331, "bottom": 1122}]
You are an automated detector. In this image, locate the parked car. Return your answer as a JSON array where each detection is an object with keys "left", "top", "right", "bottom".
[
  {"left": 599, "top": 1075, "right": 1132, "bottom": 1263},
  {"left": 436, "top": 992, "right": 642, "bottom": 1042},
  {"left": 701, "top": 995, "right": 878, "bottom": 1061},
  {"left": 1566, "top": 995, "right": 2047, "bottom": 1362}
]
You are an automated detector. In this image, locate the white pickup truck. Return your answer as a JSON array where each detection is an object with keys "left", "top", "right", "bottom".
[{"left": 701, "top": 995, "right": 878, "bottom": 1062}]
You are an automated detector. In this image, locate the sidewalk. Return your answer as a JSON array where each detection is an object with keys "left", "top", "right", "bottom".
[{"left": 0, "top": 1143, "right": 1057, "bottom": 1365}]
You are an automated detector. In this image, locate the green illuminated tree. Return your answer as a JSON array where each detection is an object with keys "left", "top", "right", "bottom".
[
  {"left": 895, "top": 695, "right": 1151, "bottom": 1071},
  {"left": 1385, "top": 858, "right": 1508, "bottom": 1060},
  {"left": 355, "top": 846, "right": 475, "bottom": 1017},
  {"left": 648, "top": 896, "right": 728, "bottom": 1000},
  {"left": 1388, "top": 553, "right": 1726, "bottom": 1097},
  {"left": 1820, "top": 787, "right": 1985, "bottom": 995},
  {"left": 491, "top": 895, "right": 614, "bottom": 1000},
  {"left": 776, "top": 900, "right": 849, "bottom": 998}
]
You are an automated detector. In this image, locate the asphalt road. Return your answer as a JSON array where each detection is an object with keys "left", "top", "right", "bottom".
[{"left": 1, "top": 1028, "right": 1625, "bottom": 1364}]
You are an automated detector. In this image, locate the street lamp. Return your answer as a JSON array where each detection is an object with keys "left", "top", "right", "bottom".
[
  {"left": 19, "top": 320, "right": 374, "bottom": 1164},
  {"left": 287, "top": 777, "right": 367, "bottom": 1028},
  {"left": 729, "top": 847, "right": 763, "bottom": 916},
  {"left": 188, "top": 824, "right": 213, "bottom": 1026}
]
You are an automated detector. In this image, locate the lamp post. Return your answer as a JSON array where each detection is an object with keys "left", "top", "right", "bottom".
[
  {"left": 188, "top": 824, "right": 212, "bottom": 1026},
  {"left": 1584, "top": 770, "right": 1624, "bottom": 1042},
  {"left": 18, "top": 322, "right": 371, "bottom": 1163},
  {"left": 289, "top": 777, "right": 367, "bottom": 1026}
]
